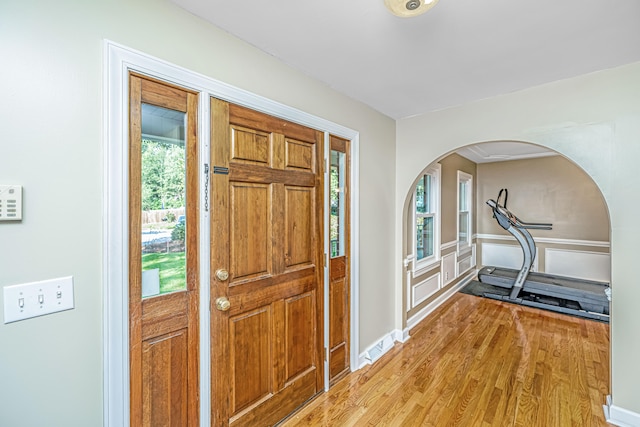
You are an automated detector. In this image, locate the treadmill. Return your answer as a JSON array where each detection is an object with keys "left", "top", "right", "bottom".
[{"left": 478, "top": 190, "right": 610, "bottom": 322}]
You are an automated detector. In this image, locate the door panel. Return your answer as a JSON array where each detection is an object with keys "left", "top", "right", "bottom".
[
  {"left": 329, "top": 263, "right": 347, "bottom": 379},
  {"left": 211, "top": 99, "right": 324, "bottom": 426},
  {"left": 129, "top": 74, "right": 199, "bottom": 427},
  {"left": 230, "top": 182, "right": 270, "bottom": 279},
  {"left": 285, "top": 186, "right": 313, "bottom": 267},
  {"left": 230, "top": 306, "right": 272, "bottom": 413},
  {"left": 285, "top": 292, "right": 315, "bottom": 379},
  {"left": 142, "top": 330, "right": 189, "bottom": 426},
  {"left": 328, "top": 135, "right": 351, "bottom": 384},
  {"left": 286, "top": 139, "right": 314, "bottom": 171},
  {"left": 231, "top": 126, "right": 270, "bottom": 165}
]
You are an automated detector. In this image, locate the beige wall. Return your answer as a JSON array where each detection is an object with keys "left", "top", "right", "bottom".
[
  {"left": 440, "top": 153, "right": 477, "bottom": 244},
  {"left": 2, "top": 0, "right": 638, "bottom": 423},
  {"left": 477, "top": 156, "right": 609, "bottom": 242},
  {"left": 475, "top": 155, "right": 610, "bottom": 278},
  {"left": 0, "top": 1, "right": 395, "bottom": 426},
  {"left": 395, "top": 61, "right": 640, "bottom": 414}
]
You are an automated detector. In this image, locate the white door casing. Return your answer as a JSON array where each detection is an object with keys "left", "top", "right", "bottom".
[{"left": 103, "top": 40, "right": 360, "bottom": 426}]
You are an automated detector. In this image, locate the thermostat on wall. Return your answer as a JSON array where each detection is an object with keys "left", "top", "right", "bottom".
[{"left": 0, "top": 185, "right": 23, "bottom": 221}]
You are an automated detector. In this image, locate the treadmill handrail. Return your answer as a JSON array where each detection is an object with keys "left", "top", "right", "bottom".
[
  {"left": 517, "top": 221, "right": 552, "bottom": 230},
  {"left": 486, "top": 197, "right": 551, "bottom": 299},
  {"left": 497, "top": 188, "right": 508, "bottom": 209},
  {"left": 486, "top": 199, "right": 552, "bottom": 230}
]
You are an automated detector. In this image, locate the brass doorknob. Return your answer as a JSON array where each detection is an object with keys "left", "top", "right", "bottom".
[
  {"left": 215, "top": 268, "right": 229, "bottom": 281},
  {"left": 215, "top": 297, "right": 231, "bottom": 312}
]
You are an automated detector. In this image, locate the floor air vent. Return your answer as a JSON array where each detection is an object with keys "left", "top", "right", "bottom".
[{"left": 364, "top": 335, "right": 394, "bottom": 364}]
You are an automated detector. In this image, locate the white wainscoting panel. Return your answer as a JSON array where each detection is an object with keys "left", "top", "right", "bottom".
[
  {"left": 441, "top": 253, "right": 456, "bottom": 286},
  {"left": 481, "top": 242, "right": 538, "bottom": 271},
  {"left": 412, "top": 273, "right": 440, "bottom": 308},
  {"left": 472, "top": 243, "right": 476, "bottom": 268},
  {"left": 458, "top": 256, "right": 472, "bottom": 276},
  {"left": 406, "top": 272, "right": 474, "bottom": 331},
  {"left": 545, "top": 248, "right": 611, "bottom": 282}
]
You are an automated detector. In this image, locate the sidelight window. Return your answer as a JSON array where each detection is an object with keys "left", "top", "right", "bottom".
[
  {"left": 330, "top": 149, "right": 346, "bottom": 258},
  {"left": 140, "top": 103, "right": 187, "bottom": 297}
]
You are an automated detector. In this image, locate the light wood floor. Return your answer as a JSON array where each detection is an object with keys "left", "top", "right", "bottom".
[{"left": 281, "top": 292, "right": 610, "bottom": 426}]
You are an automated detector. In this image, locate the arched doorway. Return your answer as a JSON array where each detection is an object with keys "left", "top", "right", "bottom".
[
  {"left": 399, "top": 139, "right": 611, "bottom": 423},
  {"left": 401, "top": 140, "right": 611, "bottom": 328}
]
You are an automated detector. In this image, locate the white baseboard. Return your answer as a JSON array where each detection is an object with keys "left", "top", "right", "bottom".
[
  {"left": 358, "top": 332, "right": 395, "bottom": 368},
  {"left": 395, "top": 327, "right": 410, "bottom": 343},
  {"left": 406, "top": 271, "right": 475, "bottom": 331},
  {"left": 357, "top": 272, "right": 475, "bottom": 370},
  {"left": 356, "top": 328, "right": 410, "bottom": 369},
  {"left": 358, "top": 352, "right": 368, "bottom": 369},
  {"left": 604, "top": 395, "right": 640, "bottom": 427}
]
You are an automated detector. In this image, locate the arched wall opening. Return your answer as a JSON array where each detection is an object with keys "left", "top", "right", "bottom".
[
  {"left": 392, "top": 63, "right": 640, "bottom": 422},
  {"left": 401, "top": 140, "right": 611, "bottom": 331},
  {"left": 399, "top": 139, "right": 612, "bottom": 415}
]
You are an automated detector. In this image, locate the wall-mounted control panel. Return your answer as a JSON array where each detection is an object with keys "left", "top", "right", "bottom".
[
  {"left": 0, "top": 185, "right": 22, "bottom": 221},
  {"left": 3, "top": 276, "right": 74, "bottom": 323}
]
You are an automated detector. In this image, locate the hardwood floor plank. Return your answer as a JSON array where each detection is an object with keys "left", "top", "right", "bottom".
[{"left": 280, "top": 293, "right": 610, "bottom": 426}]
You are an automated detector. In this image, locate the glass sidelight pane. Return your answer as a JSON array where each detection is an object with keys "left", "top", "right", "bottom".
[
  {"left": 140, "top": 103, "right": 187, "bottom": 297},
  {"left": 330, "top": 150, "right": 346, "bottom": 258}
]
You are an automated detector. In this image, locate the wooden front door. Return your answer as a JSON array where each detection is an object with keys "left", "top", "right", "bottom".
[
  {"left": 328, "top": 136, "right": 351, "bottom": 384},
  {"left": 210, "top": 99, "right": 325, "bottom": 426},
  {"left": 128, "top": 74, "right": 200, "bottom": 426}
]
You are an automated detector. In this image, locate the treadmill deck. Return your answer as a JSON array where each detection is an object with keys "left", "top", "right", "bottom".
[{"left": 478, "top": 266, "right": 610, "bottom": 314}]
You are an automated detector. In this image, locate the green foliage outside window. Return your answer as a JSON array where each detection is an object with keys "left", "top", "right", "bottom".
[{"left": 141, "top": 139, "right": 186, "bottom": 211}]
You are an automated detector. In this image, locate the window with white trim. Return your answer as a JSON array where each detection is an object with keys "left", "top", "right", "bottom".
[
  {"left": 414, "top": 165, "right": 440, "bottom": 266},
  {"left": 457, "top": 171, "right": 473, "bottom": 250}
]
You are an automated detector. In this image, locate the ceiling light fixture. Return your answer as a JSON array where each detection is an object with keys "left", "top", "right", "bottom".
[{"left": 384, "top": 0, "right": 439, "bottom": 17}]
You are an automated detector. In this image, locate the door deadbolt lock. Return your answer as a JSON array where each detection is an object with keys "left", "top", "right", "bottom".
[
  {"left": 215, "top": 269, "right": 229, "bottom": 281},
  {"left": 215, "top": 297, "right": 231, "bottom": 312}
]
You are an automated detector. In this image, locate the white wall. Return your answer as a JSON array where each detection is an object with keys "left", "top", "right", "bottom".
[
  {"left": 395, "top": 62, "right": 640, "bottom": 415},
  {"left": 0, "top": 1, "right": 396, "bottom": 425}
]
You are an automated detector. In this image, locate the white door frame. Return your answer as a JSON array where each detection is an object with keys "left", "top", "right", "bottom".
[{"left": 103, "top": 40, "right": 360, "bottom": 426}]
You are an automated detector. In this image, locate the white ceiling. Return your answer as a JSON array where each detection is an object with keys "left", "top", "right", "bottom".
[
  {"left": 455, "top": 141, "right": 558, "bottom": 164},
  {"left": 171, "top": 0, "right": 640, "bottom": 120}
]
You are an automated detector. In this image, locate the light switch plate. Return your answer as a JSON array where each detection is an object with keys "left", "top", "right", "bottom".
[
  {"left": 0, "top": 185, "right": 23, "bottom": 221},
  {"left": 3, "top": 276, "right": 74, "bottom": 323}
]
